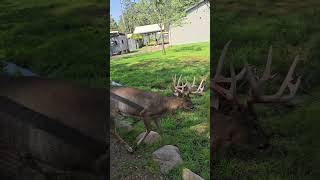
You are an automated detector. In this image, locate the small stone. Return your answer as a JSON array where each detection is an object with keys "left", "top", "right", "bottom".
[
  {"left": 152, "top": 145, "right": 183, "bottom": 174},
  {"left": 182, "top": 168, "right": 204, "bottom": 180},
  {"left": 136, "top": 131, "right": 161, "bottom": 145}
]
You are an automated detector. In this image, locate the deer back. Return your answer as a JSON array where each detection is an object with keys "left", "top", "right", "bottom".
[{"left": 111, "top": 87, "right": 169, "bottom": 117}]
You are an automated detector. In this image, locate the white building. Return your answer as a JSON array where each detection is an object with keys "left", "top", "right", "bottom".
[
  {"left": 169, "top": 0, "right": 210, "bottom": 45},
  {"left": 133, "top": 24, "right": 167, "bottom": 45}
]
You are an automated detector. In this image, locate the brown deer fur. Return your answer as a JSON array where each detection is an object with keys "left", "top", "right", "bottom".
[
  {"left": 0, "top": 75, "right": 107, "bottom": 174},
  {"left": 111, "top": 86, "right": 194, "bottom": 151}
]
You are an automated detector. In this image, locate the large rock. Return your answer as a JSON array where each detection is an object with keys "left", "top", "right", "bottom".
[
  {"left": 111, "top": 81, "right": 122, "bottom": 86},
  {"left": 152, "top": 145, "right": 183, "bottom": 174},
  {"left": 2, "top": 62, "right": 39, "bottom": 77},
  {"left": 182, "top": 168, "right": 204, "bottom": 180},
  {"left": 117, "top": 120, "right": 133, "bottom": 132},
  {"left": 136, "top": 131, "right": 161, "bottom": 145}
]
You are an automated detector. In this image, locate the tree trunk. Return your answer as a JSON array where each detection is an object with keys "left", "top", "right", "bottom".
[{"left": 159, "top": 24, "right": 166, "bottom": 55}]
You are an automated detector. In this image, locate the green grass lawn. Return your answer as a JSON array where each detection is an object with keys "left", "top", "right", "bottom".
[
  {"left": 110, "top": 42, "right": 210, "bottom": 179},
  {"left": 213, "top": 0, "right": 320, "bottom": 179},
  {"left": 0, "top": 0, "right": 106, "bottom": 87}
]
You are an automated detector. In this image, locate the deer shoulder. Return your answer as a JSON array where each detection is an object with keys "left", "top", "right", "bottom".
[{"left": 111, "top": 87, "right": 167, "bottom": 116}]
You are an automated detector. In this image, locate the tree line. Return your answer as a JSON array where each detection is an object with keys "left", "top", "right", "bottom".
[{"left": 110, "top": 0, "right": 205, "bottom": 55}]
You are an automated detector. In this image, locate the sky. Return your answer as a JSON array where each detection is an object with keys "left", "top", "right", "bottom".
[
  {"left": 111, "top": 0, "right": 138, "bottom": 22},
  {"left": 110, "top": 0, "right": 121, "bottom": 22}
]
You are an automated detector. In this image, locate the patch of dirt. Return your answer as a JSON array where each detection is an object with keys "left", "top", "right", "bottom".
[
  {"left": 182, "top": 58, "right": 207, "bottom": 66},
  {"left": 190, "top": 122, "right": 209, "bottom": 135},
  {"left": 110, "top": 137, "right": 160, "bottom": 180},
  {"left": 143, "top": 44, "right": 170, "bottom": 53},
  {"left": 130, "top": 60, "right": 156, "bottom": 68}
]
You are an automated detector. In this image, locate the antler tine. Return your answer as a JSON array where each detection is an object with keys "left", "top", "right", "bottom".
[
  {"left": 172, "top": 74, "right": 177, "bottom": 86},
  {"left": 172, "top": 74, "right": 185, "bottom": 96},
  {"left": 247, "top": 52, "right": 301, "bottom": 104},
  {"left": 198, "top": 79, "right": 205, "bottom": 91},
  {"left": 177, "top": 74, "right": 182, "bottom": 86},
  {"left": 261, "top": 46, "right": 277, "bottom": 82},
  {"left": 214, "top": 40, "right": 232, "bottom": 80},
  {"left": 191, "top": 77, "right": 206, "bottom": 94},
  {"left": 172, "top": 74, "right": 194, "bottom": 97},
  {"left": 211, "top": 40, "right": 245, "bottom": 102},
  {"left": 246, "top": 47, "right": 274, "bottom": 99},
  {"left": 230, "top": 62, "right": 237, "bottom": 100},
  {"left": 275, "top": 55, "right": 300, "bottom": 97},
  {"left": 213, "top": 42, "right": 301, "bottom": 107},
  {"left": 213, "top": 40, "right": 247, "bottom": 83}
]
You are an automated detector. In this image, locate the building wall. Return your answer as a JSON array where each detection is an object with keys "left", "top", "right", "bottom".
[
  {"left": 128, "top": 38, "right": 143, "bottom": 51},
  {"left": 169, "top": 2, "right": 210, "bottom": 45}
]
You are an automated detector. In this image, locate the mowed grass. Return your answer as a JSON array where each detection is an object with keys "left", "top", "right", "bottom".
[
  {"left": 110, "top": 42, "right": 210, "bottom": 179},
  {"left": 213, "top": 0, "right": 320, "bottom": 179},
  {"left": 0, "top": 0, "right": 106, "bottom": 87}
]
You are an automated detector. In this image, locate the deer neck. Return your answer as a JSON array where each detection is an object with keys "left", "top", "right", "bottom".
[{"left": 164, "top": 97, "right": 182, "bottom": 111}]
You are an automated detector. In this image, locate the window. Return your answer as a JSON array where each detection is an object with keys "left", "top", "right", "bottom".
[
  {"left": 111, "top": 41, "right": 118, "bottom": 46},
  {"left": 122, "top": 40, "right": 124, "bottom": 44}
]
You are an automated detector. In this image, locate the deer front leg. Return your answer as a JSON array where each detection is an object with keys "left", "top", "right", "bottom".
[
  {"left": 139, "top": 108, "right": 146, "bottom": 116},
  {"left": 137, "top": 116, "right": 152, "bottom": 146},
  {"left": 154, "top": 117, "right": 163, "bottom": 134},
  {"left": 111, "top": 128, "right": 133, "bottom": 153}
]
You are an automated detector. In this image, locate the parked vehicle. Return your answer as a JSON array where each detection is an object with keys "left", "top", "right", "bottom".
[{"left": 110, "top": 31, "right": 129, "bottom": 56}]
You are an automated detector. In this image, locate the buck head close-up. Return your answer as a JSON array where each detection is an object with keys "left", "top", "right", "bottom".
[
  {"left": 211, "top": 40, "right": 301, "bottom": 160},
  {"left": 171, "top": 74, "right": 206, "bottom": 111}
]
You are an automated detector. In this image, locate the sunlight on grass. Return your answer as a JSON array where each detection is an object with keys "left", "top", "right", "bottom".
[
  {"left": 0, "top": 0, "right": 106, "bottom": 87},
  {"left": 111, "top": 42, "right": 210, "bottom": 179}
]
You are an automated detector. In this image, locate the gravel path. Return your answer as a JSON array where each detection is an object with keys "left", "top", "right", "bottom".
[{"left": 110, "top": 137, "right": 160, "bottom": 180}]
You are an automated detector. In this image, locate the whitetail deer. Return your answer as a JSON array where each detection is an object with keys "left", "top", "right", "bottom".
[
  {"left": 211, "top": 40, "right": 301, "bottom": 159},
  {"left": 0, "top": 76, "right": 107, "bottom": 176},
  {"left": 110, "top": 75, "right": 206, "bottom": 152}
]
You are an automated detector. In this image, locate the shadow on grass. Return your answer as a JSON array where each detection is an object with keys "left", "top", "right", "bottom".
[{"left": 0, "top": 0, "right": 106, "bottom": 87}]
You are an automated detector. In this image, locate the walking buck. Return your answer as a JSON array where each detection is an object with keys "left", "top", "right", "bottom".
[
  {"left": 211, "top": 40, "right": 301, "bottom": 159},
  {"left": 110, "top": 75, "right": 206, "bottom": 152}
]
